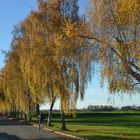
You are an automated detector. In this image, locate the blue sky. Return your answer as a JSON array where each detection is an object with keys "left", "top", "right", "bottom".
[{"left": 0, "top": 0, "right": 140, "bottom": 109}]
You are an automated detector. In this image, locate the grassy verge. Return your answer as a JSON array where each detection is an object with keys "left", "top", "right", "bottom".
[{"left": 32, "top": 111, "right": 140, "bottom": 140}]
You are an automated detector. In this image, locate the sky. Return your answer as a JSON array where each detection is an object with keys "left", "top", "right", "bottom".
[{"left": 0, "top": 0, "right": 140, "bottom": 110}]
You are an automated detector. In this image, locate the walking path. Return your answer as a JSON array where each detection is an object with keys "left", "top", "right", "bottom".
[{"left": 0, "top": 116, "right": 74, "bottom": 140}]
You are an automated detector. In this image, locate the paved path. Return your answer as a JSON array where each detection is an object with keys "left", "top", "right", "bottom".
[{"left": 0, "top": 116, "right": 74, "bottom": 140}]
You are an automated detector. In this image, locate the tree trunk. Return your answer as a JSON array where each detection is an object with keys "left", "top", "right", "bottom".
[
  {"left": 17, "top": 108, "right": 20, "bottom": 119},
  {"left": 36, "top": 104, "right": 40, "bottom": 117},
  {"left": 24, "top": 90, "right": 32, "bottom": 122},
  {"left": 28, "top": 94, "right": 32, "bottom": 122},
  {"left": 24, "top": 113, "right": 27, "bottom": 122},
  {"left": 12, "top": 106, "right": 15, "bottom": 117},
  {"left": 28, "top": 108, "right": 32, "bottom": 122},
  {"left": 48, "top": 97, "right": 56, "bottom": 126},
  {"left": 61, "top": 108, "right": 67, "bottom": 130},
  {"left": 20, "top": 112, "right": 23, "bottom": 119},
  {"left": 14, "top": 107, "right": 17, "bottom": 118}
]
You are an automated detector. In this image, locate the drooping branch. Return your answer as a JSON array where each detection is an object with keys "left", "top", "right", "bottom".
[
  {"left": 78, "top": 34, "right": 101, "bottom": 42},
  {"left": 132, "top": 82, "right": 140, "bottom": 87},
  {"left": 78, "top": 34, "right": 140, "bottom": 82},
  {"left": 109, "top": 48, "right": 140, "bottom": 82},
  {"left": 115, "top": 37, "right": 140, "bottom": 72}
]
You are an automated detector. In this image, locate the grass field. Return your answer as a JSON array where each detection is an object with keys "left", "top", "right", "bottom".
[{"left": 32, "top": 112, "right": 140, "bottom": 140}]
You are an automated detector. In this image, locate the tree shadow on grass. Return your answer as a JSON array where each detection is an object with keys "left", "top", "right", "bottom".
[
  {"left": 31, "top": 113, "right": 140, "bottom": 127},
  {"left": 61, "top": 117, "right": 140, "bottom": 127},
  {"left": 85, "top": 135, "right": 139, "bottom": 140},
  {"left": 68, "top": 129, "right": 88, "bottom": 132}
]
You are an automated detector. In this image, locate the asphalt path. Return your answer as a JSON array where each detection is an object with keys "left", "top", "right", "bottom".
[{"left": 0, "top": 116, "right": 74, "bottom": 140}]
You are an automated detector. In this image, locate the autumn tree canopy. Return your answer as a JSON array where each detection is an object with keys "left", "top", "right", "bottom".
[{"left": 88, "top": 0, "right": 140, "bottom": 93}]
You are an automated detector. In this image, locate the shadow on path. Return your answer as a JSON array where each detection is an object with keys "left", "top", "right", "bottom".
[
  {"left": 0, "top": 116, "right": 26, "bottom": 126},
  {"left": 0, "top": 132, "right": 22, "bottom": 140},
  {"left": 0, "top": 132, "right": 60, "bottom": 140}
]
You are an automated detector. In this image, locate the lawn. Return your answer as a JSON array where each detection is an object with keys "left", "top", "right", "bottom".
[{"left": 32, "top": 112, "right": 140, "bottom": 140}]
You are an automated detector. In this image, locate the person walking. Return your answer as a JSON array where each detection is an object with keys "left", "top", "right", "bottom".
[{"left": 38, "top": 113, "right": 45, "bottom": 131}]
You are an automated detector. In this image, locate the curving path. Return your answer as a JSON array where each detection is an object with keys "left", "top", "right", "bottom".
[{"left": 0, "top": 116, "right": 74, "bottom": 140}]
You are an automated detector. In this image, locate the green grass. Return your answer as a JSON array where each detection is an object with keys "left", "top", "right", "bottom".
[{"left": 32, "top": 111, "right": 140, "bottom": 140}]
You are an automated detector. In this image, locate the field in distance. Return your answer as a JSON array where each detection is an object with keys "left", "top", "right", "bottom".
[{"left": 32, "top": 111, "right": 140, "bottom": 140}]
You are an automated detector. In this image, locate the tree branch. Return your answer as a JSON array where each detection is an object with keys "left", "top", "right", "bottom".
[
  {"left": 132, "top": 82, "right": 140, "bottom": 87},
  {"left": 78, "top": 33, "right": 140, "bottom": 82},
  {"left": 78, "top": 34, "right": 101, "bottom": 42}
]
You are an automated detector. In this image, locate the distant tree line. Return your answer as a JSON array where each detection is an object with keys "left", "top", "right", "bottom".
[{"left": 78, "top": 105, "right": 140, "bottom": 111}]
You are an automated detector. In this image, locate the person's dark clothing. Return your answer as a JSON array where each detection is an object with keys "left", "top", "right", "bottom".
[{"left": 38, "top": 113, "right": 45, "bottom": 130}]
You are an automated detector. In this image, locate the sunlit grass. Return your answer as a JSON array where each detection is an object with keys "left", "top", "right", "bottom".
[{"left": 32, "top": 112, "right": 140, "bottom": 140}]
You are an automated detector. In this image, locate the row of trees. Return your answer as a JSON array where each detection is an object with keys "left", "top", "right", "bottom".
[
  {"left": 86, "top": 105, "right": 140, "bottom": 111},
  {"left": 86, "top": 105, "right": 118, "bottom": 111},
  {"left": 0, "top": 0, "right": 140, "bottom": 130}
]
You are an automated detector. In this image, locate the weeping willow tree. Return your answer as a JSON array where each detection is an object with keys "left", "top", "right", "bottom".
[
  {"left": 90, "top": 0, "right": 140, "bottom": 93},
  {"left": 18, "top": 13, "right": 60, "bottom": 124},
  {"left": 0, "top": 48, "right": 30, "bottom": 118},
  {"left": 38, "top": 0, "right": 94, "bottom": 130}
]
